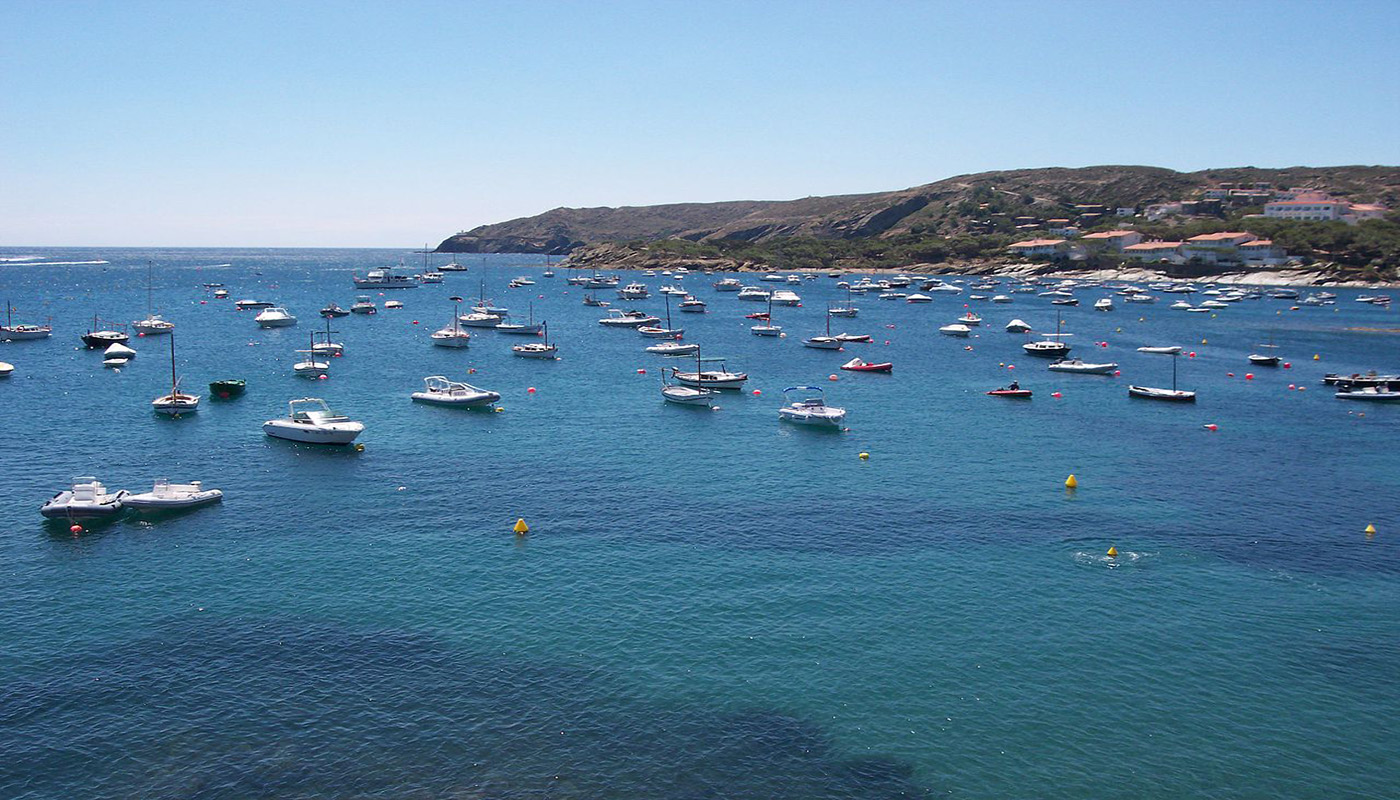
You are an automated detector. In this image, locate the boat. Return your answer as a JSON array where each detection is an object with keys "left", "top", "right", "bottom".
[
  {"left": 617, "top": 282, "right": 649, "bottom": 299},
  {"left": 771, "top": 289, "right": 801, "bottom": 306},
  {"left": 751, "top": 297, "right": 782, "bottom": 336},
  {"left": 646, "top": 340, "right": 700, "bottom": 356},
  {"left": 1335, "top": 385, "right": 1400, "bottom": 402},
  {"left": 991, "top": 295, "right": 1013, "bottom": 304},
  {"left": 1248, "top": 354, "right": 1281, "bottom": 366},
  {"left": 104, "top": 342, "right": 137, "bottom": 360},
  {"left": 833, "top": 332, "right": 872, "bottom": 343},
  {"left": 713, "top": 277, "right": 742, "bottom": 292},
  {"left": 352, "top": 268, "right": 418, "bottom": 289},
  {"left": 1200, "top": 300, "right": 1228, "bottom": 309},
  {"left": 293, "top": 344, "right": 330, "bottom": 378},
  {"left": 440, "top": 259, "right": 468, "bottom": 272},
  {"left": 987, "top": 383, "right": 1033, "bottom": 398},
  {"left": 661, "top": 352, "right": 720, "bottom": 406},
  {"left": 840, "top": 358, "right": 892, "bottom": 373},
  {"left": 384, "top": 300, "right": 404, "bottom": 309},
  {"left": 311, "top": 313, "right": 344, "bottom": 357},
  {"left": 671, "top": 356, "right": 748, "bottom": 389},
  {"left": 320, "top": 303, "right": 350, "bottom": 318},
  {"left": 1005, "top": 319, "right": 1032, "bottom": 333},
  {"left": 350, "top": 296, "right": 377, "bottom": 315},
  {"left": 1051, "top": 297, "right": 1079, "bottom": 306},
  {"left": 459, "top": 310, "right": 503, "bottom": 328},
  {"left": 958, "top": 312, "right": 982, "bottom": 326},
  {"left": 40, "top": 478, "right": 128, "bottom": 519},
  {"left": 582, "top": 294, "right": 609, "bottom": 307},
  {"left": 496, "top": 302, "right": 544, "bottom": 335},
  {"left": 1170, "top": 301, "right": 1194, "bottom": 310},
  {"left": 235, "top": 299, "right": 275, "bottom": 310},
  {"left": 132, "top": 261, "right": 175, "bottom": 335},
  {"left": 410, "top": 375, "right": 501, "bottom": 407},
  {"left": 599, "top": 309, "right": 657, "bottom": 328},
  {"left": 431, "top": 297, "right": 472, "bottom": 347},
  {"left": 778, "top": 386, "right": 847, "bottom": 428},
  {"left": 1048, "top": 358, "right": 1118, "bottom": 375},
  {"left": 939, "top": 324, "right": 971, "bottom": 337},
  {"left": 878, "top": 292, "right": 907, "bottom": 301},
  {"left": 124, "top": 479, "right": 223, "bottom": 510},
  {"left": 0, "top": 361, "right": 13, "bottom": 377},
  {"left": 1094, "top": 298, "right": 1114, "bottom": 311},
  {"left": 82, "top": 315, "right": 129, "bottom": 348},
  {"left": 829, "top": 286, "right": 859, "bottom": 317},
  {"left": 1023, "top": 312, "right": 1072, "bottom": 358},
  {"left": 1128, "top": 353, "right": 1196, "bottom": 402},
  {"left": 213, "top": 289, "right": 229, "bottom": 299},
  {"left": 760, "top": 273, "right": 786, "bottom": 282},
  {"left": 1137, "top": 346, "right": 1182, "bottom": 355},
  {"left": 263, "top": 397, "right": 365, "bottom": 444},
  {"left": 736, "top": 286, "right": 770, "bottom": 302},
  {"left": 512, "top": 321, "right": 560, "bottom": 359},
  {"left": 803, "top": 309, "right": 844, "bottom": 349},
  {"left": 659, "top": 284, "right": 688, "bottom": 296},
  {"left": 420, "top": 272, "right": 445, "bottom": 284},
  {"left": 638, "top": 294, "right": 684, "bottom": 338},
  {"left": 209, "top": 378, "right": 246, "bottom": 399},
  {"left": 1322, "top": 372, "right": 1400, "bottom": 387},
  {"left": 678, "top": 295, "right": 707, "bottom": 313},
  {"left": 254, "top": 307, "right": 297, "bottom": 328},
  {"left": 1, "top": 302, "right": 52, "bottom": 341},
  {"left": 905, "top": 293, "right": 933, "bottom": 303},
  {"left": 152, "top": 333, "right": 200, "bottom": 415}
]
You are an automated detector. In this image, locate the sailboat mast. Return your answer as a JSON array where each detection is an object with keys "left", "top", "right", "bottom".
[{"left": 169, "top": 333, "right": 177, "bottom": 396}]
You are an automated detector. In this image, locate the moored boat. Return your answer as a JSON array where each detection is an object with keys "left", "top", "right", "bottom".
[
  {"left": 778, "top": 386, "right": 847, "bottom": 428},
  {"left": 124, "top": 479, "right": 223, "bottom": 510},
  {"left": 40, "top": 478, "right": 127, "bottom": 519},
  {"left": 410, "top": 375, "right": 501, "bottom": 407},
  {"left": 263, "top": 397, "right": 365, "bottom": 444},
  {"left": 840, "top": 357, "right": 892, "bottom": 373}
]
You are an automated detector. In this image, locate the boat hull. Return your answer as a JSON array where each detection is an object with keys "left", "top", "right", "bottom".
[
  {"left": 40, "top": 491, "right": 128, "bottom": 519},
  {"left": 1128, "top": 386, "right": 1196, "bottom": 402},
  {"left": 263, "top": 420, "right": 364, "bottom": 444}
]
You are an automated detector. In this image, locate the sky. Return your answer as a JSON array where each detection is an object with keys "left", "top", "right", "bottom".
[{"left": 2, "top": 0, "right": 1397, "bottom": 247}]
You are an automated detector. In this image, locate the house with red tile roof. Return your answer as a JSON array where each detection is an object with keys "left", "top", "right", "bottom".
[
  {"left": 1122, "top": 241, "right": 1185, "bottom": 264},
  {"left": 1080, "top": 230, "right": 1143, "bottom": 251}
]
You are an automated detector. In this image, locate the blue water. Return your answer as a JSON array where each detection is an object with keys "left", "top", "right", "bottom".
[{"left": 1, "top": 247, "right": 1398, "bottom": 799}]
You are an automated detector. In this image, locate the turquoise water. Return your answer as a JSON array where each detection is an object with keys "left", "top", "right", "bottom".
[{"left": 1, "top": 248, "right": 1397, "bottom": 798}]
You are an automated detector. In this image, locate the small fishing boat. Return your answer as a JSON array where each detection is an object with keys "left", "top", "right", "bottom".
[
  {"left": 1, "top": 302, "right": 52, "bottom": 341},
  {"left": 1335, "top": 385, "right": 1400, "bottom": 402},
  {"left": 1128, "top": 353, "right": 1195, "bottom": 402},
  {"left": 991, "top": 295, "right": 1013, "bottom": 304},
  {"left": 350, "top": 296, "right": 377, "bottom": 315},
  {"left": 617, "top": 282, "right": 649, "bottom": 299},
  {"left": 678, "top": 296, "right": 707, "bottom": 313},
  {"left": 152, "top": 334, "right": 200, "bottom": 415},
  {"left": 321, "top": 303, "right": 350, "bottom": 318},
  {"left": 661, "top": 354, "right": 720, "bottom": 406},
  {"left": 958, "top": 312, "right": 982, "bottom": 326},
  {"left": 264, "top": 397, "right": 365, "bottom": 444},
  {"left": 40, "top": 478, "right": 127, "bottom": 519},
  {"left": 1094, "top": 298, "right": 1114, "bottom": 311},
  {"left": 512, "top": 321, "right": 559, "bottom": 359},
  {"left": 254, "top": 307, "right": 297, "bottom": 327},
  {"left": 1137, "top": 346, "right": 1182, "bottom": 355},
  {"left": 213, "top": 289, "right": 229, "bottom": 298},
  {"left": 82, "top": 315, "right": 129, "bottom": 348},
  {"left": 1170, "top": 301, "right": 1194, "bottom": 310},
  {"left": 1322, "top": 372, "right": 1400, "bottom": 387},
  {"left": 384, "top": 300, "right": 404, "bottom": 309},
  {"left": 840, "top": 358, "right": 892, "bottom": 373},
  {"left": 671, "top": 356, "right": 748, "bottom": 390},
  {"left": 1124, "top": 294, "right": 1157, "bottom": 304},
  {"left": 1248, "top": 354, "right": 1281, "bottom": 366},
  {"left": 124, "top": 479, "right": 223, "bottom": 510},
  {"left": 599, "top": 309, "right": 658, "bottom": 328},
  {"left": 987, "top": 383, "right": 1033, "bottom": 398},
  {"left": 1048, "top": 358, "right": 1118, "bottom": 375},
  {"left": 778, "top": 386, "right": 847, "bottom": 428},
  {"left": 410, "top": 376, "right": 501, "bottom": 407},
  {"left": 582, "top": 294, "right": 609, "bottom": 307},
  {"left": 209, "top": 379, "right": 246, "bottom": 399},
  {"left": 431, "top": 296, "right": 472, "bottom": 347},
  {"left": 833, "top": 333, "right": 872, "bottom": 343}
]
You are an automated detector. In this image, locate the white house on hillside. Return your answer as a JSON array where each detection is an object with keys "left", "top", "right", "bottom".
[
  {"left": 1080, "top": 230, "right": 1143, "bottom": 251},
  {"left": 1122, "top": 241, "right": 1185, "bottom": 264}
]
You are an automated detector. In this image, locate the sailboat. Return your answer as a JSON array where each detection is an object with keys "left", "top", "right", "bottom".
[
  {"left": 829, "top": 286, "right": 859, "bottom": 317},
  {"left": 460, "top": 280, "right": 505, "bottom": 327},
  {"left": 1022, "top": 310, "right": 1072, "bottom": 358},
  {"left": 0, "top": 301, "right": 52, "bottom": 341},
  {"left": 496, "top": 301, "right": 544, "bottom": 335},
  {"left": 803, "top": 308, "right": 843, "bottom": 349},
  {"left": 294, "top": 333, "right": 331, "bottom": 377},
  {"left": 512, "top": 320, "right": 559, "bottom": 358},
  {"left": 133, "top": 261, "right": 175, "bottom": 335},
  {"left": 312, "top": 314, "right": 344, "bottom": 357},
  {"left": 751, "top": 297, "right": 782, "bottom": 336},
  {"left": 151, "top": 333, "right": 200, "bottom": 414},
  {"left": 1128, "top": 353, "right": 1196, "bottom": 402},
  {"left": 636, "top": 293, "right": 684, "bottom": 338},
  {"left": 431, "top": 297, "right": 472, "bottom": 347},
  {"left": 1248, "top": 330, "right": 1281, "bottom": 366},
  {"left": 661, "top": 349, "right": 720, "bottom": 405},
  {"left": 83, "top": 315, "right": 129, "bottom": 348}
]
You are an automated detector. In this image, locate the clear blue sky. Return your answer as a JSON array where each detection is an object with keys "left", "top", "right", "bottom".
[{"left": 2, "top": 0, "right": 1396, "bottom": 247}]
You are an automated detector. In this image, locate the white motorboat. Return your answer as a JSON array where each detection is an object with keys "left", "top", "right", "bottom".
[
  {"left": 440, "top": 260, "right": 468, "bottom": 272},
  {"left": 647, "top": 341, "right": 700, "bottom": 356},
  {"left": 957, "top": 312, "right": 982, "bottom": 326},
  {"left": 1, "top": 302, "right": 52, "bottom": 340},
  {"left": 384, "top": 300, "right": 404, "bottom": 309},
  {"left": 1336, "top": 386, "right": 1400, "bottom": 402},
  {"left": 264, "top": 397, "right": 365, "bottom": 444},
  {"left": 104, "top": 342, "right": 137, "bottom": 360},
  {"left": 459, "top": 311, "right": 503, "bottom": 328},
  {"left": 1048, "top": 358, "right": 1118, "bottom": 375},
  {"left": 599, "top": 309, "right": 658, "bottom": 328},
  {"left": 235, "top": 299, "right": 275, "bottom": 310},
  {"left": 760, "top": 273, "right": 785, "bottom": 282},
  {"left": 512, "top": 321, "right": 559, "bottom": 359},
  {"left": 352, "top": 268, "right": 418, "bottom": 289},
  {"left": 671, "top": 356, "right": 748, "bottom": 389},
  {"left": 431, "top": 296, "right": 472, "bottom": 347},
  {"left": 878, "top": 292, "right": 907, "bottom": 301},
  {"left": 0, "top": 361, "right": 12, "bottom": 377},
  {"left": 40, "top": 478, "right": 128, "bottom": 519},
  {"left": 1128, "top": 354, "right": 1196, "bottom": 402},
  {"left": 419, "top": 272, "right": 445, "bottom": 284},
  {"left": 771, "top": 289, "right": 801, "bottom": 306},
  {"left": 778, "top": 386, "right": 847, "bottom": 428},
  {"left": 152, "top": 334, "right": 200, "bottom": 415},
  {"left": 1005, "top": 319, "right": 1032, "bottom": 333},
  {"left": 713, "top": 277, "right": 742, "bottom": 292},
  {"left": 617, "top": 282, "right": 649, "bottom": 299},
  {"left": 736, "top": 286, "right": 771, "bottom": 302},
  {"left": 659, "top": 285, "right": 688, "bottom": 296},
  {"left": 255, "top": 307, "right": 297, "bottom": 327},
  {"left": 1200, "top": 300, "right": 1228, "bottom": 309},
  {"left": 678, "top": 296, "right": 707, "bottom": 312},
  {"left": 1094, "top": 298, "right": 1114, "bottom": 311},
  {"left": 1170, "top": 301, "right": 1193, "bottom": 310},
  {"left": 939, "top": 323, "right": 971, "bottom": 337},
  {"left": 905, "top": 293, "right": 933, "bottom": 303},
  {"left": 1125, "top": 294, "right": 1157, "bottom": 304},
  {"left": 350, "top": 296, "right": 377, "bottom": 315},
  {"left": 124, "top": 479, "right": 223, "bottom": 510},
  {"left": 1137, "top": 346, "right": 1182, "bottom": 355},
  {"left": 410, "top": 375, "right": 501, "bottom": 407},
  {"left": 991, "top": 295, "right": 1013, "bottom": 304}
]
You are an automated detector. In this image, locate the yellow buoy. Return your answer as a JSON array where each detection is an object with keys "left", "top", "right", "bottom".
[
  {"left": 1201, "top": 338, "right": 1208, "bottom": 344},
  {"left": 858, "top": 452, "right": 870, "bottom": 460},
  {"left": 1365, "top": 523, "right": 1377, "bottom": 535},
  {"left": 1313, "top": 354, "right": 1320, "bottom": 361},
  {"left": 354, "top": 443, "right": 365, "bottom": 452},
  {"left": 1106, "top": 546, "right": 1118, "bottom": 557},
  {"left": 513, "top": 518, "right": 529, "bottom": 535},
  {"left": 1065, "top": 474, "right": 1078, "bottom": 489}
]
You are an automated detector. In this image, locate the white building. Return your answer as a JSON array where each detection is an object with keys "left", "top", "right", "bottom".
[
  {"left": 1080, "top": 230, "right": 1143, "bottom": 251},
  {"left": 1181, "top": 232, "right": 1259, "bottom": 265},
  {"left": 1264, "top": 199, "right": 1349, "bottom": 221},
  {"left": 1007, "top": 238, "right": 1068, "bottom": 258},
  {"left": 1122, "top": 241, "right": 1185, "bottom": 264},
  {"left": 1238, "top": 239, "right": 1288, "bottom": 266}
]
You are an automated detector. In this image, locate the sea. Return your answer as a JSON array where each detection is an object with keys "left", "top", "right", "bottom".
[{"left": 1, "top": 247, "right": 1397, "bottom": 799}]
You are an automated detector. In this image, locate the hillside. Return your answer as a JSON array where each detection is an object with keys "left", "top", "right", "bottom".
[{"left": 436, "top": 165, "right": 1400, "bottom": 254}]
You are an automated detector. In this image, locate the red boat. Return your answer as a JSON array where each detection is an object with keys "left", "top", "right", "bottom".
[
  {"left": 987, "top": 388, "right": 1032, "bottom": 398},
  {"left": 841, "top": 358, "right": 892, "bottom": 373}
]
